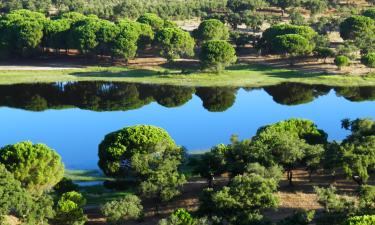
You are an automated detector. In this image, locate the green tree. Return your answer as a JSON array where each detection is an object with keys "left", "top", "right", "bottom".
[
  {"left": 0, "top": 10, "right": 46, "bottom": 57},
  {"left": 155, "top": 27, "right": 195, "bottom": 61},
  {"left": 251, "top": 131, "right": 307, "bottom": 185},
  {"left": 274, "top": 34, "right": 314, "bottom": 62},
  {"left": 193, "top": 144, "right": 228, "bottom": 187},
  {"left": 137, "top": 13, "right": 165, "bottom": 31},
  {"left": 158, "top": 209, "right": 198, "bottom": 225},
  {"left": 314, "top": 186, "right": 356, "bottom": 225},
  {"left": 361, "top": 53, "right": 375, "bottom": 70},
  {"left": 227, "top": 0, "right": 268, "bottom": 13},
  {"left": 362, "top": 8, "right": 375, "bottom": 20},
  {"left": 334, "top": 55, "right": 350, "bottom": 70},
  {"left": 267, "top": 0, "right": 301, "bottom": 15},
  {"left": 303, "top": 0, "right": 328, "bottom": 15},
  {"left": 101, "top": 194, "right": 143, "bottom": 224},
  {"left": 358, "top": 185, "right": 375, "bottom": 214},
  {"left": 211, "top": 173, "right": 279, "bottom": 224},
  {"left": 111, "top": 19, "right": 141, "bottom": 61},
  {"left": 339, "top": 16, "right": 375, "bottom": 40},
  {"left": 0, "top": 141, "right": 64, "bottom": 196},
  {"left": 342, "top": 215, "right": 375, "bottom": 225},
  {"left": 277, "top": 210, "right": 315, "bottom": 225},
  {"left": 199, "top": 40, "right": 237, "bottom": 72},
  {"left": 98, "top": 125, "right": 176, "bottom": 176},
  {"left": 314, "top": 47, "right": 335, "bottom": 63},
  {"left": 260, "top": 24, "right": 316, "bottom": 54},
  {"left": 194, "top": 19, "right": 229, "bottom": 42},
  {"left": 133, "top": 145, "right": 186, "bottom": 213},
  {"left": 54, "top": 191, "right": 87, "bottom": 225}
]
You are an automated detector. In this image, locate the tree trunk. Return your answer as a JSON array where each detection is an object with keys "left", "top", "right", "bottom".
[{"left": 287, "top": 170, "right": 293, "bottom": 186}]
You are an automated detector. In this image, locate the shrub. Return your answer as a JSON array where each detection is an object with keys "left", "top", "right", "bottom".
[
  {"left": 0, "top": 141, "right": 64, "bottom": 196},
  {"left": 339, "top": 16, "right": 375, "bottom": 40},
  {"left": 314, "top": 47, "right": 335, "bottom": 62},
  {"left": 362, "top": 8, "right": 375, "bottom": 20},
  {"left": 274, "top": 34, "right": 314, "bottom": 57},
  {"left": 54, "top": 178, "right": 79, "bottom": 195},
  {"left": 98, "top": 125, "right": 176, "bottom": 176},
  {"left": 342, "top": 215, "right": 375, "bottom": 225},
  {"left": 361, "top": 53, "right": 375, "bottom": 68},
  {"left": 54, "top": 192, "right": 87, "bottom": 225},
  {"left": 194, "top": 19, "right": 229, "bottom": 42},
  {"left": 199, "top": 40, "right": 237, "bottom": 72},
  {"left": 155, "top": 27, "right": 195, "bottom": 61},
  {"left": 137, "top": 13, "right": 164, "bottom": 31},
  {"left": 335, "top": 55, "right": 350, "bottom": 70},
  {"left": 101, "top": 194, "right": 143, "bottom": 224}
]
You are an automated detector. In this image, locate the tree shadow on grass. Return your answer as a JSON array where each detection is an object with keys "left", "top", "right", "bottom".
[
  {"left": 70, "top": 68, "right": 164, "bottom": 78},
  {"left": 227, "top": 64, "right": 329, "bottom": 79}
]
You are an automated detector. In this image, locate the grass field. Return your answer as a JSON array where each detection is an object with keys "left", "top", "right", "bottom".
[{"left": 0, "top": 64, "right": 374, "bottom": 87}]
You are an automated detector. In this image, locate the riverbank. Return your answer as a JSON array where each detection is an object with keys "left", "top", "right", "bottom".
[{"left": 0, "top": 64, "right": 374, "bottom": 87}]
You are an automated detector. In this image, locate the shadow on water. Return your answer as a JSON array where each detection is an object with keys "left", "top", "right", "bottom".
[{"left": 0, "top": 81, "right": 374, "bottom": 112}]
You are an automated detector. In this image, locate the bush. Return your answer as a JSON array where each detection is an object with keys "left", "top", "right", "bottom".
[
  {"left": 101, "top": 194, "right": 143, "bottom": 224},
  {"left": 194, "top": 19, "right": 229, "bottom": 42},
  {"left": 314, "top": 47, "right": 335, "bottom": 62},
  {"left": 199, "top": 40, "right": 237, "bottom": 72},
  {"left": 362, "top": 8, "right": 375, "bottom": 20},
  {"left": 335, "top": 55, "right": 350, "bottom": 70},
  {"left": 260, "top": 24, "right": 316, "bottom": 53},
  {"left": 155, "top": 27, "right": 195, "bottom": 61},
  {"left": 339, "top": 16, "right": 375, "bottom": 40},
  {"left": 137, "top": 13, "right": 165, "bottom": 31},
  {"left": 274, "top": 34, "right": 314, "bottom": 57},
  {"left": 0, "top": 141, "right": 64, "bottom": 196},
  {"left": 361, "top": 53, "right": 375, "bottom": 68},
  {"left": 54, "top": 178, "right": 79, "bottom": 195},
  {"left": 342, "top": 215, "right": 375, "bottom": 225},
  {"left": 98, "top": 125, "right": 176, "bottom": 176},
  {"left": 54, "top": 192, "right": 87, "bottom": 225}
]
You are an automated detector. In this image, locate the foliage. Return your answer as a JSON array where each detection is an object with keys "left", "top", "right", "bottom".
[
  {"left": 158, "top": 208, "right": 202, "bottom": 225},
  {"left": 137, "top": 13, "right": 165, "bottom": 31},
  {"left": 193, "top": 144, "right": 228, "bottom": 187},
  {"left": 303, "top": 0, "right": 328, "bottom": 15},
  {"left": 260, "top": 24, "right": 317, "bottom": 54},
  {"left": 98, "top": 125, "right": 176, "bottom": 176},
  {"left": 0, "top": 141, "right": 64, "bottom": 196},
  {"left": 273, "top": 34, "right": 314, "bottom": 57},
  {"left": 342, "top": 215, "right": 375, "bottom": 225},
  {"left": 358, "top": 185, "right": 375, "bottom": 214},
  {"left": 277, "top": 210, "right": 315, "bottom": 225},
  {"left": 227, "top": 0, "right": 268, "bottom": 13},
  {"left": 194, "top": 19, "right": 229, "bottom": 42},
  {"left": 155, "top": 27, "right": 195, "bottom": 61},
  {"left": 361, "top": 53, "right": 375, "bottom": 68},
  {"left": 199, "top": 40, "right": 237, "bottom": 72},
  {"left": 314, "top": 186, "right": 356, "bottom": 225},
  {"left": 134, "top": 145, "right": 186, "bottom": 203},
  {"left": 334, "top": 55, "right": 350, "bottom": 69},
  {"left": 314, "top": 47, "right": 335, "bottom": 62},
  {"left": 339, "top": 16, "right": 375, "bottom": 40},
  {"left": 210, "top": 173, "right": 279, "bottom": 224},
  {"left": 362, "top": 8, "right": 375, "bottom": 20},
  {"left": 54, "top": 191, "right": 87, "bottom": 225},
  {"left": 101, "top": 194, "right": 143, "bottom": 224},
  {"left": 54, "top": 177, "right": 79, "bottom": 195}
]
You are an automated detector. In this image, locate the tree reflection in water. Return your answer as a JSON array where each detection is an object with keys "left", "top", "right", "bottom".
[{"left": 0, "top": 82, "right": 374, "bottom": 112}]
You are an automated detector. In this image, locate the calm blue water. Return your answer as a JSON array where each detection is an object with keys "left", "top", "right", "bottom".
[{"left": 0, "top": 83, "right": 374, "bottom": 169}]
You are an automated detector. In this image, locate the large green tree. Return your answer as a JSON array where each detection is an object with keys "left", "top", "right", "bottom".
[
  {"left": 155, "top": 27, "right": 195, "bottom": 61},
  {"left": 0, "top": 141, "right": 64, "bottom": 196},
  {"left": 98, "top": 125, "right": 176, "bottom": 177}
]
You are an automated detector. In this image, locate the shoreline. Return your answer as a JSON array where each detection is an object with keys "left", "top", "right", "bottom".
[{"left": 0, "top": 65, "right": 374, "bottom": 87}]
